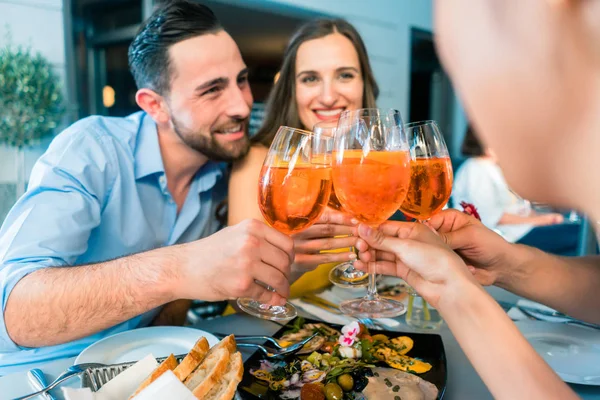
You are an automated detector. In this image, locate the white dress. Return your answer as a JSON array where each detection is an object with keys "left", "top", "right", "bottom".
[{"left": 453, "top": 158, "right": 533, "bottom": 242}]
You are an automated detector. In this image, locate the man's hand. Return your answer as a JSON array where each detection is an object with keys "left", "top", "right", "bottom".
[
  {"left": 290, "top": 208, "right": 358, "bottom": 273},
  {"left": 174, "top": 219, "right": 294, "bottom": 306}
]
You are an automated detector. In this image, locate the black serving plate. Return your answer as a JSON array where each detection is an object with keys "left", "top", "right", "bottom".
[{"left": 237, "top": 317, "right": 447, "bottom": 399}]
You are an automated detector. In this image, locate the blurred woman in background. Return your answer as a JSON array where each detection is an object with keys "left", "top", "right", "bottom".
[
  {"left": 228, "top": 18, "right": 380, "bottom": 296},
  {"left": 453, "top": 125, "right": 578, "bottom": 255}
]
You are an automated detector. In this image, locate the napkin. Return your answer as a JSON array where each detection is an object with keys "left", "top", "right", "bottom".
[
  {"left": 291, "top": 296, "right": 402, "bottom": 329},
  {"left": 95, "top": 354, "right": 158, "bottom": 400},
  {"left": 132, "top": 370, "right": 196, "bottom": 400},
  {"left": 317, "top": 290, "right": 402, "bottom": 328},
  {"left": 62, "top": 387, "right": 95, "bottom": 400},
  {"left": 62, "top": 369, "right": 197, "bottom": 400},
  {"left": 290, "top": 298, "right": 355, "bottom": 326}
]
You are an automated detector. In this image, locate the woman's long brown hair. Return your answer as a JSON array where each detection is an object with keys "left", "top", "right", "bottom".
[{"left": 252, "top": 18, "right": 379, "bottom": 147}]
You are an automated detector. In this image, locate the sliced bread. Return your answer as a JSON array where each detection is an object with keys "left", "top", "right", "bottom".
[
  {"left": 184, "top": 347, "right": 230, "bottom": 398},
  {"left": 173, "top": 337, "right": 210, "bottom": 381},
  {"left": 204, "top": 352, "right": 244, "bottom": 400},
  {"left": 208, "top": 334, "right": 237, "bottom": 355}
]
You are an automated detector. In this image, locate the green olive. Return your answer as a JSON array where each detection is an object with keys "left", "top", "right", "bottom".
[
  {"left": 324, "top": 383, "right": 344, "bottom": 400},
  {"left": 337, "top": 374, "right": 354, "bottom": 392}
]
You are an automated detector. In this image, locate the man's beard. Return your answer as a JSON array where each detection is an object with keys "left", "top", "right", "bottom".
[{"left": 171, "top": 117, "right": 251, "bottom": 162}]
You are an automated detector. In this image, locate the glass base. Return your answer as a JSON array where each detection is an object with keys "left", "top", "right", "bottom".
[
  {"left": 406, "top": 293, "right": 443, "bottom": 330},
  {"left": 405, "top": 309, "right": 443, "bottom": 330},
  {"left": 340, "top": 296, "right": 405, "bottom": 318},
  {"left": 237, "top": 298, "right": 297, "bottom": 321},
  {"left": 329, "top": 262, "right": 369, "bottom": 288}
]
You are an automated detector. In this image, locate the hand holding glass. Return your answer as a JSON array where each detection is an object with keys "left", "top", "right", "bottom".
[
  {"left": 332, "top": 108, "right": 411, "bottom": 318},
  {"left": 237, "top": 126, "right": 332, "bottom": 321},
  {"left": 399, "top": 120, "right": 453, "bottom": 329},
  {"left": 313, "top": 121, "right": 368, "bottom": 288}
]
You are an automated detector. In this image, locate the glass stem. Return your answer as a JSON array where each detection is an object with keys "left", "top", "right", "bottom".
[
  {"left": 366, "top": 261, "right": 377, "bottom": 300},
  {"left": 422, "top": 297, "right": 431, "bottom": 321},
  {"left": 405, "top": 218, "right": 426, "bottom": 296},
  {"left": 407, "top": 293, "right": 414, "bottom": 320}
]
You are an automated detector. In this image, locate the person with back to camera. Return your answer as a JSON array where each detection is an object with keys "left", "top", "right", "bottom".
[
  {"left": 454, "top": 124, "right": 579, "bottom": 255},
  {"left": 352, "top": 0, "right": 600, "bottom": 398}
]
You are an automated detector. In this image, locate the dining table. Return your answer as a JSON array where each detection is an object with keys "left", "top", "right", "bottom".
[{"left": 1, "top": 286, "right": 599, "bottom": 400}]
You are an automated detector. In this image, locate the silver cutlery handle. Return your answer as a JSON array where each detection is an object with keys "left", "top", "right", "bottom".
[
  {"left": 27, "top": 369, "right": 55, "bottom": 400},
  {"left": 13, "top": 370, "right": 83, "bottom": 400},
  {"left": 517, "top": 306, "right": 600, "bottom": 329},
  {"left": 565, "top": 320, "right": 600, "bottom": 330},
  {"left": 214, "top": 334, "right": 283, "bottom": 348},
  {"left": 236, "top": 342, "right": 264, "bottom": 350}
]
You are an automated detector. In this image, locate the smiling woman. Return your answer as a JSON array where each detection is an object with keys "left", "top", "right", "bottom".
[
  {"left": 251, "top": 18, "right": 378, "bottom": 145},
  {"left": 228, "top": 18, "right": 379, "bottom": 298},
  {"left": 294, "top": 33, "right": 364, "bottom": 131}
]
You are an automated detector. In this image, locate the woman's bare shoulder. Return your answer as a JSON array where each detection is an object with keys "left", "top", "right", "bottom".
[{"left": 232, "top": 145, "right": 269, "bottom": 172}]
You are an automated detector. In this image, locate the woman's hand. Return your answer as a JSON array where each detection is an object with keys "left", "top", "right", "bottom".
[
  {"left": 353, "top": 221, "right": 477, "bottom": 310},
  {"left": 532, "top": 212, "right": 564, "bottom": 226},
  {"left": 290, "top": 208, "right": 358, "bottom": 275},
  {"left": 427, "top": 209, "right": 524, "bottom": 287}
]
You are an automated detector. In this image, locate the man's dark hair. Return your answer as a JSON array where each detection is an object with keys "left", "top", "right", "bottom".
[{"left": 128, "top": 0, "right": 222, "bottom": 95}]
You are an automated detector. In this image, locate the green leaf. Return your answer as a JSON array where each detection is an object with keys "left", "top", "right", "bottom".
[
  {"left": 0, "top": 38, "right": 64, "bottom": 148},
  {"left": 282, "top": 316, "right": 305, "bottom": 335}
]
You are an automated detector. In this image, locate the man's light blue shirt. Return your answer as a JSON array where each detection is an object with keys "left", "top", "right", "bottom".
[{"left": 0, "top": 112, "right": 227, "bottom": 374}]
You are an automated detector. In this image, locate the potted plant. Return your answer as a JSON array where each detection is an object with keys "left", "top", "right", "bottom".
[{"left": 0, "top": 41, "right": 65, "bottom": 196}]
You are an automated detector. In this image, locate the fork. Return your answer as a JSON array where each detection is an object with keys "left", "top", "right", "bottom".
[
  {"left": 516, "top": 306, "right": 600, "bottom": 330},
  {"left": 359, "top": 318, "right": 384, "bottom": 330},
  {"left": 236, "top": 333, "right": 318, "bottom": 358},
  {"left": 213, "top": 333, "right": 285, "bottom": 349},
  {"left": 13, "top": 363, "right": 106, "bottom": 400}
]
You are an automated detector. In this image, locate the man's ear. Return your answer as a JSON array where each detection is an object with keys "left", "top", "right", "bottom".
[{"left": 135, "top": 88, "right": 170, "bottom": 124}]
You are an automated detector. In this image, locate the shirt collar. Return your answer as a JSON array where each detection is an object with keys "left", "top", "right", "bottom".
[
  {"left": 134, "top": 112, "right": 227, "bottom": 190},
  {"left": 195, "top": 161, "right": 227, "bottom": 193},
  {"left": 134, "top": 113, "right": 165, "bottom": 180}
]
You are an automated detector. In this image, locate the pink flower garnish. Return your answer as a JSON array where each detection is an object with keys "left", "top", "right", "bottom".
[
  {"left": 341, "top": 321, "right": 360, "bottom": 339},
  {"left": 338, "top": 334, "right": 355, "bottom": 347},
  {"left": 338, "top": 321, "right": 360, "bottom": 347}
]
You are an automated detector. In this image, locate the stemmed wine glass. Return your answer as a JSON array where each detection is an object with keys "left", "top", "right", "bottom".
[
  {"left": 237, "top": 126, "right": 332, "bottom": 321},
  {"left": 399, "top": 120, "right": 453, "bottom": 328},
  {"left": 332, "top": 108, "right": 412, "bottom": 318},
  {"left": 399, "top": 121, "right": 453, "bottom": 221},
  {"left": 312, "top": 121, "right": 368, "bottom": 288}
]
